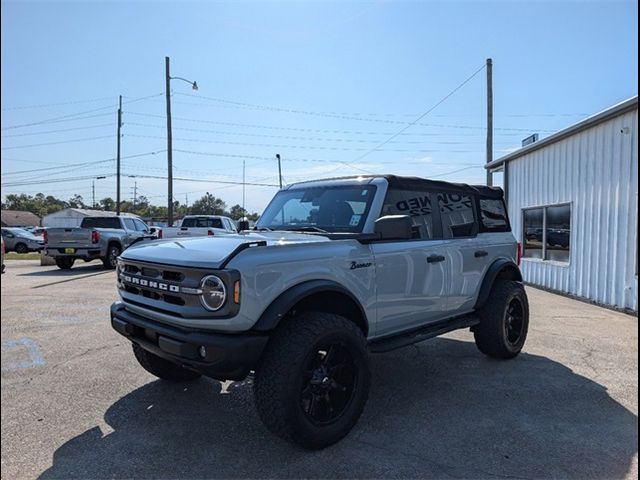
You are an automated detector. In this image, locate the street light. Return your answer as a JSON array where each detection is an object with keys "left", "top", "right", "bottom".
[
  {"left": 92, "top": 176, "right": 107, "bottom": 209},
  {"left": 165, "top": 56, "right": 198, "bottom": 226}
]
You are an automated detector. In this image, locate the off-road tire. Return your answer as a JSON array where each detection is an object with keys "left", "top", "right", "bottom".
[
  {"left": 474, "top": 280, "right": 529, "bottom": 359},
  {"left": 55, "top": 257, "right": 75, "bottom": 270},
  {"left": 14, "top": 243, "right": 28, "bottom": 254},
  {"left": 132, "top": 344, "right": 202, "bottom": 382},
  {"left": 254, "top": 312, "right": 370, "bottom": 449},
  {"left": 102, "top": 244, "right": 121, "bottom": 270}
]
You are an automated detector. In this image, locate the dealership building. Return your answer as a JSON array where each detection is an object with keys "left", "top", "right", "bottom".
[{"left": 487, "top": 95, "right": 638, "bottom": 312}]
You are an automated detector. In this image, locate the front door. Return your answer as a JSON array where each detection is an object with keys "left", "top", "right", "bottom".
[{"left": 371, "top": 188, "right": 450, "bottom": 338}]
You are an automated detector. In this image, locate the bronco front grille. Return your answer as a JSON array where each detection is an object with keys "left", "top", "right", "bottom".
[{"left": 118, "top": 259, "right": 203, "bottom": 315}]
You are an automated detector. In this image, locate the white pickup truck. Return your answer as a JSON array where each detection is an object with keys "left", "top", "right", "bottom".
[{"left": 157, "top": 215, "right": 238, "bottom": 239}]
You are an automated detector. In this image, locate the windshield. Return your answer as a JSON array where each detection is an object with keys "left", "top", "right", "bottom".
[
  {"left": 7, "top": 228, "right": 38, "bottom": 239},
  {"left": 256, "top": 185, "right": 377, "bottom": 233}
]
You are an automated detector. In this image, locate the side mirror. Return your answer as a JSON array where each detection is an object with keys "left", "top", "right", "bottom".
[
  {"left": 237, "top": 220, "right": 250, "bottom": 232},
  {"left": 374, "top": 215, "right": 413, "bottom": 241}
]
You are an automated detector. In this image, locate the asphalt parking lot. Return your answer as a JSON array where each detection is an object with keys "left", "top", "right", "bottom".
[{"left": 1, "top": 259, "right": 637, "bottom": 479}]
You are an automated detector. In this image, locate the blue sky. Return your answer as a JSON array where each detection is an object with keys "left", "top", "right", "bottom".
[{"left": 1, "top": 0, "right": 637, "bottom": 214}]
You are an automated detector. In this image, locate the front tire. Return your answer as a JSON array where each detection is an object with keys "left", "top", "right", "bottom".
[
  {"left": 132, "top": 344, "right": 202, "bottom": 382},
  {"left": 254, "top": 312, "right": 370, "bottom": 449},
  {"left": 474, "top": 280, "right": 529, "bottom": 359},
  {"left": 102, "top": 244, "right": 121, "bottom": 269},
  {"left": 15, "top": 243, "right": 28, "bottom": 254},
  {"left": 55, "top": 258, "right": 75, "bottom": 270}
]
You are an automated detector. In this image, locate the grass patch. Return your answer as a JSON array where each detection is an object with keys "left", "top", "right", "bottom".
[{"left": 4, "top": 252, "right": 41, "bottom": 260}]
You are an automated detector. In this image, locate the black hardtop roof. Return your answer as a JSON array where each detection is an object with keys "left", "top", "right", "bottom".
[{"left": 291, "top": 174, "right": 504, "bottom": 199}]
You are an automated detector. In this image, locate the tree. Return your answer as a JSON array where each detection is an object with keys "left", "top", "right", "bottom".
[
  {"left": 190, "top": 193, "right": 226, "bottom": 215},
  {"left": 68, "top": 194, "right": 86, "bottom": 209},
  {"left": 229, "top": 204, "right": 247, "bottom": 220},
  {"left": 99, "top": 197, "right": 116, "bottom": 211}
]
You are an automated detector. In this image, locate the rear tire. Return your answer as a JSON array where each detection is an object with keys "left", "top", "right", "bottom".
[
  {"left": 132, "top": 344, "right": 202, "bottom": 382},
  {"left": 254, "top": 312, "right": 370, "bottom": 449},
  {"left": 102, "top": 244, "right": 121, "bottom": 269},
  {"left": 474, "top": 280, "right": 529, "bottom": 359},
  {"left": 15, "top": 243, "right": 28, "bottom": 254},
  {"left": 55, "top": 258, "right": 75, "bottom": 270}
]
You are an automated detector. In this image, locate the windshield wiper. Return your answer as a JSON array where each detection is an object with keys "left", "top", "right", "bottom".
[
  {"left": 253, "top": 227, "right": 272, "bottom": 232},
  {"left": 282, "top": 226, "right": 329, "bottom": 233}
]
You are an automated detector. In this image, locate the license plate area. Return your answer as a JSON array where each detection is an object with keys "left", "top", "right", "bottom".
[{"left": 64, "top": 248, "right": 76, "bottom": 254}]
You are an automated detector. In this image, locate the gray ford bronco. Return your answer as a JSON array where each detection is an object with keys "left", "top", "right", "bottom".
[{"left": 110, "top": 175, "right": 529, "bottom": 449}]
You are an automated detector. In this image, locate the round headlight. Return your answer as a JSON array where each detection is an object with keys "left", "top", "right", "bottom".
[{"left": 200, "top": 275, "right": 226, "bottom": 311}]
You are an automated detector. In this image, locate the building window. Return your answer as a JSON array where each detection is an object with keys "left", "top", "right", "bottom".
[
  {"left": 523, "top": 208, "right": 544, "bottom": 259},
  {"left": 522, "top": 204, "right": 571, "bottom": 263}
]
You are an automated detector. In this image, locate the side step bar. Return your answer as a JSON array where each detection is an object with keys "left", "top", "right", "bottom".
[{"left": 368, "top": 315, "right": 479, "bottom": 353}]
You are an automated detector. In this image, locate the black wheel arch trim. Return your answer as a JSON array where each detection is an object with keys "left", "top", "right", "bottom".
[
  {"left": 251, "top": 279, "right": 369, "bottom": 333},
  {"left": 474, "top": 258, "right": 523, "bottom": 310}
]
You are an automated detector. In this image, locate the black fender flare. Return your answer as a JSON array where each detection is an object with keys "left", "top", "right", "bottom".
[
  {"left": 474, "top": 258, "right": 523, "bottom": 310},
  {"left": 251, "top": 279, "right": 368, "bottom": 333}
]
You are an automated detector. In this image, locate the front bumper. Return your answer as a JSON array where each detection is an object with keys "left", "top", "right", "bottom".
[{"left": 110, "top": 302, "right": 268, "bottom": 381}]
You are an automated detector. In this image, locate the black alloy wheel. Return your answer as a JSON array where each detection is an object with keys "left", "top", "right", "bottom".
[{"left": 300, "top": 343, "right": 358, "bottom": 425}]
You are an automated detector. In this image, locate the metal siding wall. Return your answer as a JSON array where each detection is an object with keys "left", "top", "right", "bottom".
[{"left": 507, "top": 109, "right": 638, "bottom": 311}]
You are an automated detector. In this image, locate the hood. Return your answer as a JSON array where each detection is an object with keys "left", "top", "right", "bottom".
[{"left": 120, "top": 231, "right": 330, "bottom": 269}]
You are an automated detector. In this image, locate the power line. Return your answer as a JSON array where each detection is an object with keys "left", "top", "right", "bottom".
[
  {"left": 1, "top": 93, "right": 163, "bottom": 131},
  {"left": 125, "top": 121, "right": 515, "bottom": 145},
  {"left": 352, "top": 64, "right": 486, "bottom": 163},
  {"left": 1, "top": 95, "right": 119, "bottom": 111},
  {"left": 171, "top": 93, "right": 588, "bottom": 119},
  {"left": 1, "top": 123, "right": 113, "bottom": 138},
  {"left": 127, "top": 110, "right": 551, "bottom": 134},
  {"left": 125, "top": 133, "right": 479, "bottom": 153},
  {"left": 1, "top": 135, "right": 114, "bottom": 150},
  {"left": 1, "top": 151, "right": 166, "bottom": 175}
]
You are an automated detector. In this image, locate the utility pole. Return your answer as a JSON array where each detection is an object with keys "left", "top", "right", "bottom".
[
  {"left": 116, "top": 95, "right": 122, "bottom": 215},
  {"left": 242, "top": 159, "right": 246, "bottom": 214},
  {"left": 276, "top": 153, "right": 283, "bottom": 189},
  {"left": 486, "top": 58, "right": 493, "bottom": 187},
  {"left": 165, "top": 56, "right": 174, "bottom": 225},
  {"left": 92, "top": 180, "right": 96, "bottom": 208},
  {"left": 132, "top": 181, "right": 138, "bottom": 209}
]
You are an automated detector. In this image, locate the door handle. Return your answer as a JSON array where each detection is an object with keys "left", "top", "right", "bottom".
[
  {"left": 427, "top": 254, "right": 446, "bottom": 263},
  {"left": 474, "top": 250, "right": 489, "bottom": 258}
]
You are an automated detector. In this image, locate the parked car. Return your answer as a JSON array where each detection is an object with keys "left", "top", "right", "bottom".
[
  {"left": 110, "top": 175, "right": 528, "bottom": 449},
  {"left": 44, "top": 216, "right": 153, "bottom": 270},
  {"left": 157, "top": 215, "right": 238, "bottom": 239},
  {"left": 1, "top": 228, "right": 45, "bottom": 253}
]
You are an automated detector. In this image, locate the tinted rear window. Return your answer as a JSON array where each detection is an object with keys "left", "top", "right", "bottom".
[
  {"left": 80, "top": 217, "right": 121, "bottom": 229},
  {"left": 181, "top": 217, "right": 223, "bottom": 228},
  {"left": 479, "top": 198, "right": 510, "bottom": 232}
]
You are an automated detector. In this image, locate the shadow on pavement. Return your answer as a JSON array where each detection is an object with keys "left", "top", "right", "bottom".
[
  {"left": 40, "top": 338, "right": 637, "bottom": 479},
  {"left": 19, "top": 262, "right": 109, "bottom": 278}
]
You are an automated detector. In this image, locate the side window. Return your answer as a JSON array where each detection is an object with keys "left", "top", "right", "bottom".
[
  {"left": 479, "top": 198, "right": 510, "bottom": 232},
  {"left": 224, "top": 218, "right": 236, "bottom": 231},
  {"left": 381, "top": 188, "right": 434, "bottom": 240},
  {"left": 438, "top": 192, "right": 476, "bottom": 238},
  {"left": 123, "top": 218, "right": 136, "bottom": 230},
  {"left": 134, "top": 219, "right": 148, "bottom": 232}
]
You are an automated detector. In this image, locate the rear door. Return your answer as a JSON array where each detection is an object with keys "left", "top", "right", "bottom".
[
  {"left": 371, "top": 187, "right": 450, "bottom": 337},
  {"left": 439, "top": 193, "right": 513, "bottom": 315}
]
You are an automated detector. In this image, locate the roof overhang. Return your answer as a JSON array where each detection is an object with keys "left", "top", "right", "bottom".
[{"left": 486, "top": 95, "right": 638, "bottom": 170}]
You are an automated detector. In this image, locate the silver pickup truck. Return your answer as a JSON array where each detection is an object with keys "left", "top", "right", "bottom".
[
  {"left": 45, "top": 216, "right": 152, "bottom": 270},
  {"left": 157, "top": 215, "right": 238, "bottom": 239},
  {"left": 111, "top": 175, "right": 528, "bottom": 449}
]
